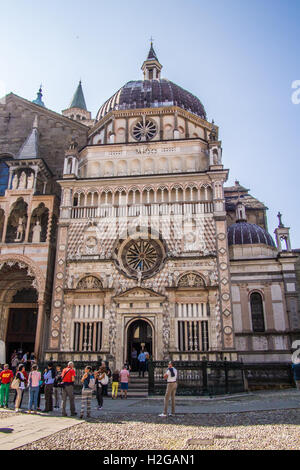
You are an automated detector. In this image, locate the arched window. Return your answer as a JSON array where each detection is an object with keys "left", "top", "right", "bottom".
[
  {"left": 250, "top": 292, "right": 265, "bottom": 332},
  {"left": 0, "top": 156, "right": 12, "bottom": 195}
]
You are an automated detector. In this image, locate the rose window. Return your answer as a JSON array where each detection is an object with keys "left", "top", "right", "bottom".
[
  {"left": 132, "top": 119, "right": 157, "bottom": 141},
  {"left": 120, "top": 237, "right": 164, "bottom": 278}
]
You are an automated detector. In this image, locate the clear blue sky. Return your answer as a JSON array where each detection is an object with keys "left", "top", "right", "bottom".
[{"left": 1, "top": 0, "right": 299, "bottom": 246}]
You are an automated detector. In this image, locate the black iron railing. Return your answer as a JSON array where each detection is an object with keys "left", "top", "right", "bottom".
[{"left": 148, "top": 360, "right": 295, "bottom": 396}]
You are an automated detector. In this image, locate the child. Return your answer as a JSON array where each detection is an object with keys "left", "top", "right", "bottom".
[{"left": 111, "top": 369, "right": 120, "bottom": 399}]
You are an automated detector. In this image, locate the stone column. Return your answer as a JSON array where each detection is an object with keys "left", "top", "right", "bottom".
[{"left": 34, "top": 299, "right": 46, "bottom": 360}]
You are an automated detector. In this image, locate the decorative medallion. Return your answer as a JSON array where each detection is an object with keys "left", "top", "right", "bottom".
[
  {"left": 54, "top": 300, "right": 61, "bottom": 308},
  {"left": 56, "top": 272, "right": 63, "bottom": 279},
  {"left": 223, "top": 326, "right": 233, "bottom": 335},
  {"left": 52, "top": 329, "right": 59, "bottom": 338},
  {"left": 217, "top": 233, "right": 226, "bottom": 241},
  {"left": 222, "top": 293, "right": 230, "bottom": 301},
  {"left": 219, "top": 262, "right": 228, "bottom": 271}
]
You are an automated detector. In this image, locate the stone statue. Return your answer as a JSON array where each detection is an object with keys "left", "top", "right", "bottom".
[
  {"left": 15, "top": 217, "right": 24, "bottom": 242},
  {"left": 32, "top": 220, "right": 41, "bottom": 243},
  {"left": 19, "top": 171, "right": 27, "bottom": 190},
  {"left": 12, "top": 174, "right": 18, "bottom": 190},
  {"left": 27, "top": 173, "right": 34, "bottom": 189},
  {"left": 137, "top": 270, "right": 143, "bottom": 287}
]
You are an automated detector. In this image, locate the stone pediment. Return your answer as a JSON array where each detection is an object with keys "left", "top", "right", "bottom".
[{"left": 113, "top": 287, "right": 165, "bottom": 303}]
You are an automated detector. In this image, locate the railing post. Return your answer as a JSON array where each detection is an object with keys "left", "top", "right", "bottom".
[
  {"left": 148, "top": 358, "right": 154, "bottom": 395},
  {"left": 202, "top": 359, "right": 208, "bottom": 395}
]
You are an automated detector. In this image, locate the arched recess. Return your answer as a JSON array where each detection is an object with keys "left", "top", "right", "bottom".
[
  {"left": 28, "top": 203, "right": 49, "bottom": 243},
  {"left": 177, "top": 272, "right": 207, "bottom": 288},
  {"left": 5, "top": 197, "right": 28, "bottom": 243},
  {"left": 0, "top": 255, "right": 47, "bottom": 361}
]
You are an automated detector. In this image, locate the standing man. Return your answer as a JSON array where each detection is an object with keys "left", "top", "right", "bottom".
[
  {"left": 43, "top": 362, "right": 56, "bottom": 412},
  {"left": 138, "top": 349, "right": 146, "bottom": 378},
  {"left": 61, "top": 361, "right": 76, "bottom": 416},
  {"left": 159, "top": 361, "right": 178, "bottom": 417},
  {"left": 0, "top": 364, "right": 13, "bottom": 408}
]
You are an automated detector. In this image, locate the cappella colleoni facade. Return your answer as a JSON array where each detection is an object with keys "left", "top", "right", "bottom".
[{"left": 0, "top": 44, "right": 299, "bottom": 367}]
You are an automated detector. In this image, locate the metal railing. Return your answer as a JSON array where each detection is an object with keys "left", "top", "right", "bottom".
[{"left": 148, "top": 360, "right": 295, "bottom": 396}]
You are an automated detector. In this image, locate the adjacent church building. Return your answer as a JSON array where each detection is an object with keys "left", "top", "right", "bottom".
[{"left": 0, "top": 44, "right": 299, "bottom": 367}]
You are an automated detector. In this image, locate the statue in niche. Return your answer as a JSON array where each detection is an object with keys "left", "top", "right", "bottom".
[
  {"left": 12, "top": 174, "right": 18, "bottom": 190},
  {"left": 27, "top": 173, "right": 34, "bottom": 189},
  {"left": 137, "top": 270, "right": 143, "bottom": 287},
  {"left": 15, "top": 217, "right": 25, "bottom": 242},
  {"left": 32, "top": 220, "right": 41, "bottom": 243},
  {"left": 19, "top": 172, "right": 27, "bottom": 190}
]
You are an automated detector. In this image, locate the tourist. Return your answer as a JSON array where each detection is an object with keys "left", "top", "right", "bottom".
[
  {"left": 43, "top": 362, "right": 56, "bottom": 412},
  {"left": 159, "top": 360, "right": 178, "bottom": 417},
  {"left": 100, "top": 361, "right": 111, "bottom": 397},
  {"left": 14, "top": 364, "right": 26, "bottom": 412},
  {"left": 111, "top": 369, "right": 120, "bottom": 399},
  {"left": 11, "top": 351, "right": 18, "bottom": 375},
  {"left": 80, "top": 366, "right": 95, "bottom": 419},
  {"left": 61, "top": 361, "right": 76, "bottom": 416},
  {"left": 292, "top": 359, "right": 300, "bottom": 390},
  {"left": 17, "top": 348, "right": 23, "bottom": 362},
  {"left": 28, "top": 364, "right": 41, "bottom": 413},
  {"left": 138, "top": 349, "right": 146, "bottom": 377},
  {"left": 95, "top": 366, "right": 106, "bottom": 410},
  {"left": 120, "top": 364, "right": 130, "bottom": 399},
  {"left": 54, "top": 365, "right": 63, "bottom": 408},
  {"left": 0, "top": 364, "right": 13, "bottom": 408}
]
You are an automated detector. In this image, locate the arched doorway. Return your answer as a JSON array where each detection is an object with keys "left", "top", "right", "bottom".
[
  {"left": 127, "top": 319, "right": 153, "bottom": 370},
  {"left": 5, "top": 287, "right": 38, "bottom": 363}
]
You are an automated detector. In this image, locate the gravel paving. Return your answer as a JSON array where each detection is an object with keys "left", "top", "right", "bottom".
[{"left": 17, "top": 409, "right": 300, "bottom": 450}]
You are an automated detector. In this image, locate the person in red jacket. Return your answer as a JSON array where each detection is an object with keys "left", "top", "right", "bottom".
[{"left": 0, "top": 364, "right": 14, "bottom": 408}]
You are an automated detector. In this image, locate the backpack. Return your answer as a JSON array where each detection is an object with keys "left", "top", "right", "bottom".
[
  {"left": 88, "top": 375, "right": 96, "bottom": 391},
  {"left": 100, "top": 373, "right": 109, "bottom": 386}
]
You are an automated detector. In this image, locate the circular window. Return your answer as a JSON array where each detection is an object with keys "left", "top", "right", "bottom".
[
  {"left": 120, "top": 237, "right": 164, "bottom": 279},
  {"left": 132, "top": 119, "right": 157, "bottom": 142}
]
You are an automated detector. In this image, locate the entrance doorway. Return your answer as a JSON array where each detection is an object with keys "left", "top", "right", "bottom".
[
  {"left": 5, "top": 288, "right": 38, "bottom": 363},
  {"left": 127, "top": 319, "right": 153, "bottom": 371}
]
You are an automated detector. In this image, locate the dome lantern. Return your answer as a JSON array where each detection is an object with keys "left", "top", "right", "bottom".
[{"left": 141, "top": 41, "right": 162, "bottom": 80}]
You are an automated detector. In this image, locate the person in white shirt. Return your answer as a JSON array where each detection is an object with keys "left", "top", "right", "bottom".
[{"left": 159, "top": 361, "right": 178, "bottom": 417}]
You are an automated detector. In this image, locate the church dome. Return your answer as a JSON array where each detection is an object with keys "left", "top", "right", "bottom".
[
  {"left": 96, "top": 43, "right": 206, "bottom": 122},
  {"left": 96, "top": 79, "right": 207, "bottom": 122},
  {"left": 227, "top": 222, "right": 276, "bottom": 248}
]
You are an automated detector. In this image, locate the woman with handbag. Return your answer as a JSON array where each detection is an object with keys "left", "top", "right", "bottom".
[
  {"left": 13, "top": 364, "right": 26, "bottom": 412},
  {"left": 95, "top": 366, "right": 106, "bottom": 410}
]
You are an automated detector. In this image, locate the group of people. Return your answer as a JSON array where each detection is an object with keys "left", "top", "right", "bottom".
[
  {"left": 130, "top": 347, "right": 150, "bottom": 377},
  {"left": 0, "top": 359, "right": 135, "bottom": 419}
]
